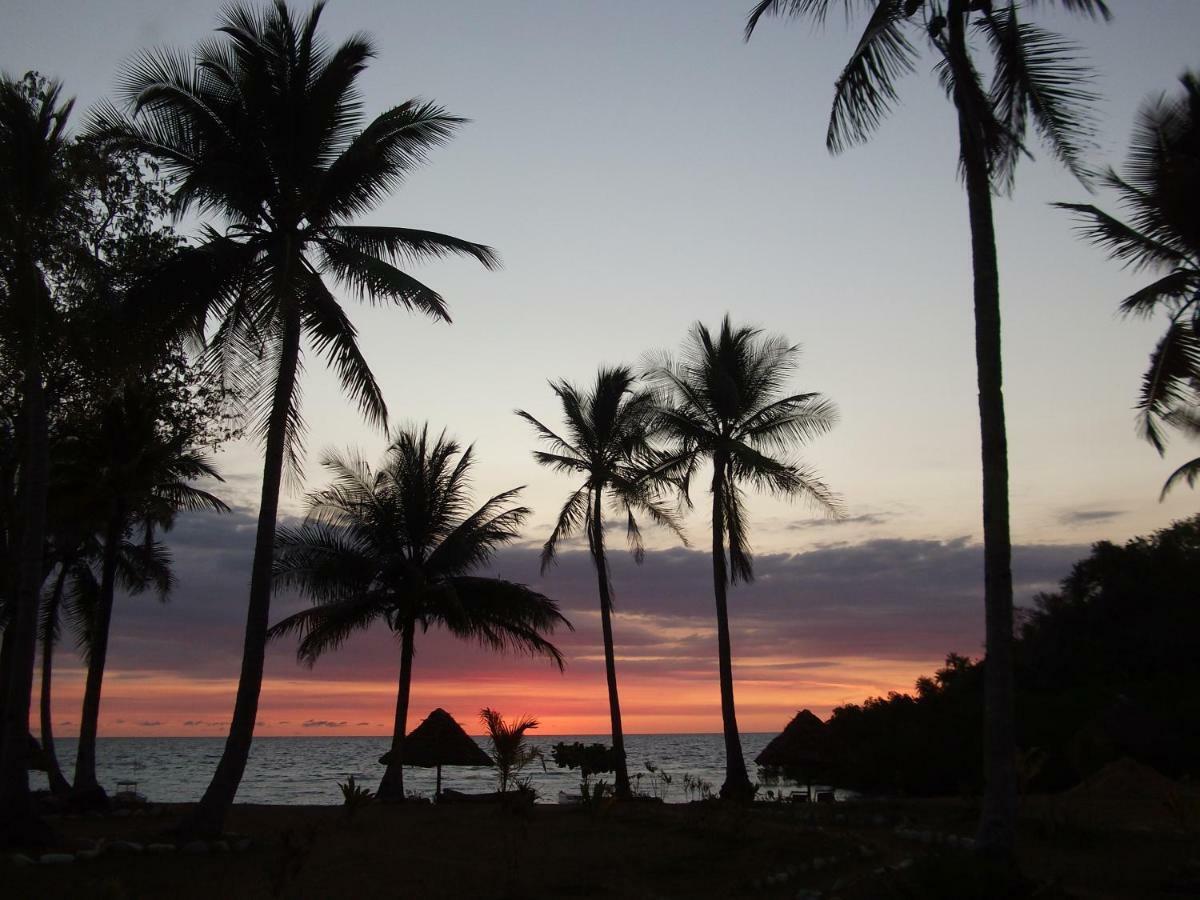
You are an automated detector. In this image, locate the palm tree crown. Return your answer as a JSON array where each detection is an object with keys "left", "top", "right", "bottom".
[
  {"left": 745, "top": 0, "right": 1108, "bottom": 189},
  {"left": 91, "top": 0, "right": 498, "bottom": 463},
  {"left": 1058, "top": 72, "right": 1200, "bottom": 495},
  {"left": 518, "top": 366, "right": 682, "bottom": 575},
  {"left": 652, "top": 317, "right": 840, "bottom": 581},
  {"left": 269, "top": 425, "right": 570, "bottom": 798}
]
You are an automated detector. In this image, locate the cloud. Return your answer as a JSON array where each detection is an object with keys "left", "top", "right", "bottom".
[
  {"left": 72, "top": 506, "right": 1090, "bottom": 731},
  {"left": 789, "top": 512, "right": 892, "bottom": 529},
  {"left": 1058, "top": 509, "right": 1124, "bottom": 526}
]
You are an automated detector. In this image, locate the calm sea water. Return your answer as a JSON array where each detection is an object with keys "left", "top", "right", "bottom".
[{"left": 35, "top": 734, "right": 833, "bottom": 805}]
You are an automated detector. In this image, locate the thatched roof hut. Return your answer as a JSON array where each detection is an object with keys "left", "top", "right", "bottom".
[
  {"left": 755, "top": 709, "right": 829, "bottom": 771},
  {"left": 379, "top": 708, "right": 491, "bottom": 796}
]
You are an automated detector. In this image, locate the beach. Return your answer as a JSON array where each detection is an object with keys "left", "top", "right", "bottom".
[{"left": 7, "top": 788, "right": 1196, "bottom": 899}]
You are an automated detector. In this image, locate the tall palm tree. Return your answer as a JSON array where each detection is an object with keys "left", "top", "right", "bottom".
[
  {"left": 91, "top": 2, "right": 498, "bottom": 833},
  {"left": 0, "top": 73, "right": 75, "bottom": 838},
  {"left": 269, "top": 425, "right": 569, "bottom": 801},
  {"left": 1057, "top": 72, "right": 1200, "bottom": 498},
  {"left": 650, "top": 317, "right": 839, "bottom": 800},
  {"left": 63, "top": 387, "right": 227, "bottom": 806},
  {"left": 745, "top": 0, "right": 1109, "bottom": 856},
  {"left": 517, "top": 366, "right": 683, "bottom": 798}
]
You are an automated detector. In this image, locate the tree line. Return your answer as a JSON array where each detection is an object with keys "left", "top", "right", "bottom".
[{"left": 1, "top": 0, "right": 1195, "bottom": 867}]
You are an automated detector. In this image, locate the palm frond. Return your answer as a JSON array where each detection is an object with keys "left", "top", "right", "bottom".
[
  {"left": 540, "top": 485, "right": 590, "bottom": 573},
  {"left": 980, "top": 7, "right": 1099, "bottom": 181},
  {"left": 1137, "top": 321, "right": 1200, "bottom": 454},
  {"left": 301, "top": 266, "right": 387, "bottom": 429}
]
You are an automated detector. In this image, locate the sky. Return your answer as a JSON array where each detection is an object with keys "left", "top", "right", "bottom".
[{"left": 3, "top": 0, "right": 1198, "bottom": 738}]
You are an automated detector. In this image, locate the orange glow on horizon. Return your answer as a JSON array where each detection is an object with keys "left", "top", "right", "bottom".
[{"left": 40, "top": 654, "right": 941, "bottom": 739}]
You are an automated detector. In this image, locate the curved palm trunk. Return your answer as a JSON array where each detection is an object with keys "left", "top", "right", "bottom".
[
  {"left": 72, "top": 509, "right": 124, "bottom": 806},
  {"left": 710, "top": 458, "right": 752, "bottom": 800},
  {"left": 184, "top": 299, "right": 303, "bottom": 838},
  {"left": 39, "top": 567, "right": 71, "bottom": 796},
  {"left": 590, "top": 488, "right": 631, "bottom": 799},
  {"left": 377, "top": 618, "right": 415, "bottom": 801},
  {"left": 0, "top": 358, "right": 50, "bottom": 840},
  {"left": 949, "top": 6, "right": 1018, "bottom": 862}
]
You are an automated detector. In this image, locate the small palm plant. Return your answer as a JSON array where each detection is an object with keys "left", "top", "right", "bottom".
[
  {"left": 1057, "top": 72, "right": 1200, "bottom": 496},
  {"left": 480, "top": 707, "right": 543, "bottom": 794},
  {"left": 270, "top": 425, "right": 570, "bottom": 801},
  {"left": 649, "top": 316, "right": 840, "bottom": 800},
  {"left": 337, "top": 775, "right": 374, "bottom": 819}
]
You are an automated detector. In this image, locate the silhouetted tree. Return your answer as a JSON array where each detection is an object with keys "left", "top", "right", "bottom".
[
  {"left": 650, "top": 317, "right": 839, "bottom": 799},
  {"left": 92, "top": 1, "right": 498, "bottom": 834},
  {"left": 0, "top": 72, "right": 76, "bottom": 840},
  {"left": 746, "top": 0, "right": 1110, "bottom": 858},
  {"left": 518, "top": 366, "right": 683, "bottom": 799},
  {"left": 65, "top": 387, "right": 226, "bottom": 806},
  {"left": 1058, "top": 72, "right": 1200, "bottom": 496},
  {"left": 269, "top": 425, "right": 568, "bottom": 801}
]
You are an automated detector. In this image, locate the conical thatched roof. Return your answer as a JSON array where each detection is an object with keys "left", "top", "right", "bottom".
[
  {"left": 379, "top": 708, "right": 491, "bottom": 768},
  {"left": 755, "top": 709, "right": 828, "bottom": 769}
]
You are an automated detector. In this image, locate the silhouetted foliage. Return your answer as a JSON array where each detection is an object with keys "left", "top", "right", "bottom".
[
  {"left": 808, "top": 516, "right": 1200, "bottom": 796},
  {"left": 481, "top": 707, "right": 543, "bottom": 794},
  {"left": 89, "top": 0, "right": 499, "bottom": 834},
  {"left": 269, "top": 425, "right": 568, "bottom": 799},
  {"left": 1058, "top": 71, "right": 1200, "bottom": 495},
  {"left": 746, "top": 0, "right": 1111, "bottom": 858},
  {"left": 519, "top": 366, "right": 682, "bottom": 798},
  {"left": 650, "top": 316, "right": 839, "bottom": 799}
]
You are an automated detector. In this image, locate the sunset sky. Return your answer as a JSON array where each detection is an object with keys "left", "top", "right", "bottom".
[{"left": 3, "top": 0, "right": 1198, "bottom": 737}]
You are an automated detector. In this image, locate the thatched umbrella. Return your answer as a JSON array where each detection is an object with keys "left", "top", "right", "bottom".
[
  {"left": 379, "top": 708, "right": 491, "bottom": 797},
  {"left": 755, "top": 709, "right": 829, "bottom": 800}
]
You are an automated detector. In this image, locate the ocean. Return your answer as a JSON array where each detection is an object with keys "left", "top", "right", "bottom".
[{"left": 34, "top": 734, "right": 834, "bottom": 805}]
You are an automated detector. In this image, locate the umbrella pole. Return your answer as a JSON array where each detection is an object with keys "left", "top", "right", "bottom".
[{"left": 436, "top": 764, "right": 442, "bottom": 799}]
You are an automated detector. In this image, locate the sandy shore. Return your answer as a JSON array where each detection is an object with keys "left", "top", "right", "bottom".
[{"left": 3, "top": 794, "right": 1196, "bottom": 899}]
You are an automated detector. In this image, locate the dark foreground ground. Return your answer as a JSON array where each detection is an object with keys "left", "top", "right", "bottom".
[{"left": 4, "top": 773, "right": 1198, "bottom": 900}]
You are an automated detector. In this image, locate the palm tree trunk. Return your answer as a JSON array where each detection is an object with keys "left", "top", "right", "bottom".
[
  {"left": 0, "top": 358, "right": 51, "bottom": 839},
  {"left": 711, "top": 457, "right": 752, "bottom": 800},
  {"left": 949, "top": 4, "right": 1018, "bottom": 862},
  {"left": 39, "top": 567, "right": 71, "bottom": 796},
  {"left": 72, "top": 509, "right": 123, "bottom": 805},
  {"left": 590, "top": 488, "right": 631, "bottom": 799},
  {"left": 184, "top": 298, "right": 303, "bottom": 838},
  {"left": 378, "top": 618, "right": 415, "bottom": 801}
]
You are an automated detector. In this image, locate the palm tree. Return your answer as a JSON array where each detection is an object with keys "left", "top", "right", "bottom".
[
  {"left": 745, "top": 0, "right": 1110, "bottom": 856},
  {"left": 0, "top": 72, "right": 75, "bottom": 838},
  {"left": 1057, "top": 72, "right": 1200, "bottom": 498},
  {"left": 517, "top": 366, "right": 683, "bottom": 798},
  {"left": 269, "top": 425, "right": 570, "bottom": 801},
  {"left": 62, "top": 387, "right": 227, "bottom": 805},
  {"left": 649, "top": 317, "right": 839, "bottom": 800},
  {"left": 480, "top": 707, "right": 542, "bottom": 794},
  {"left": 36, "top": 531, "right": 98, "bottom": 798},
  {"left": 91, "top": 1, "right": 498, "bottom": 833}
]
